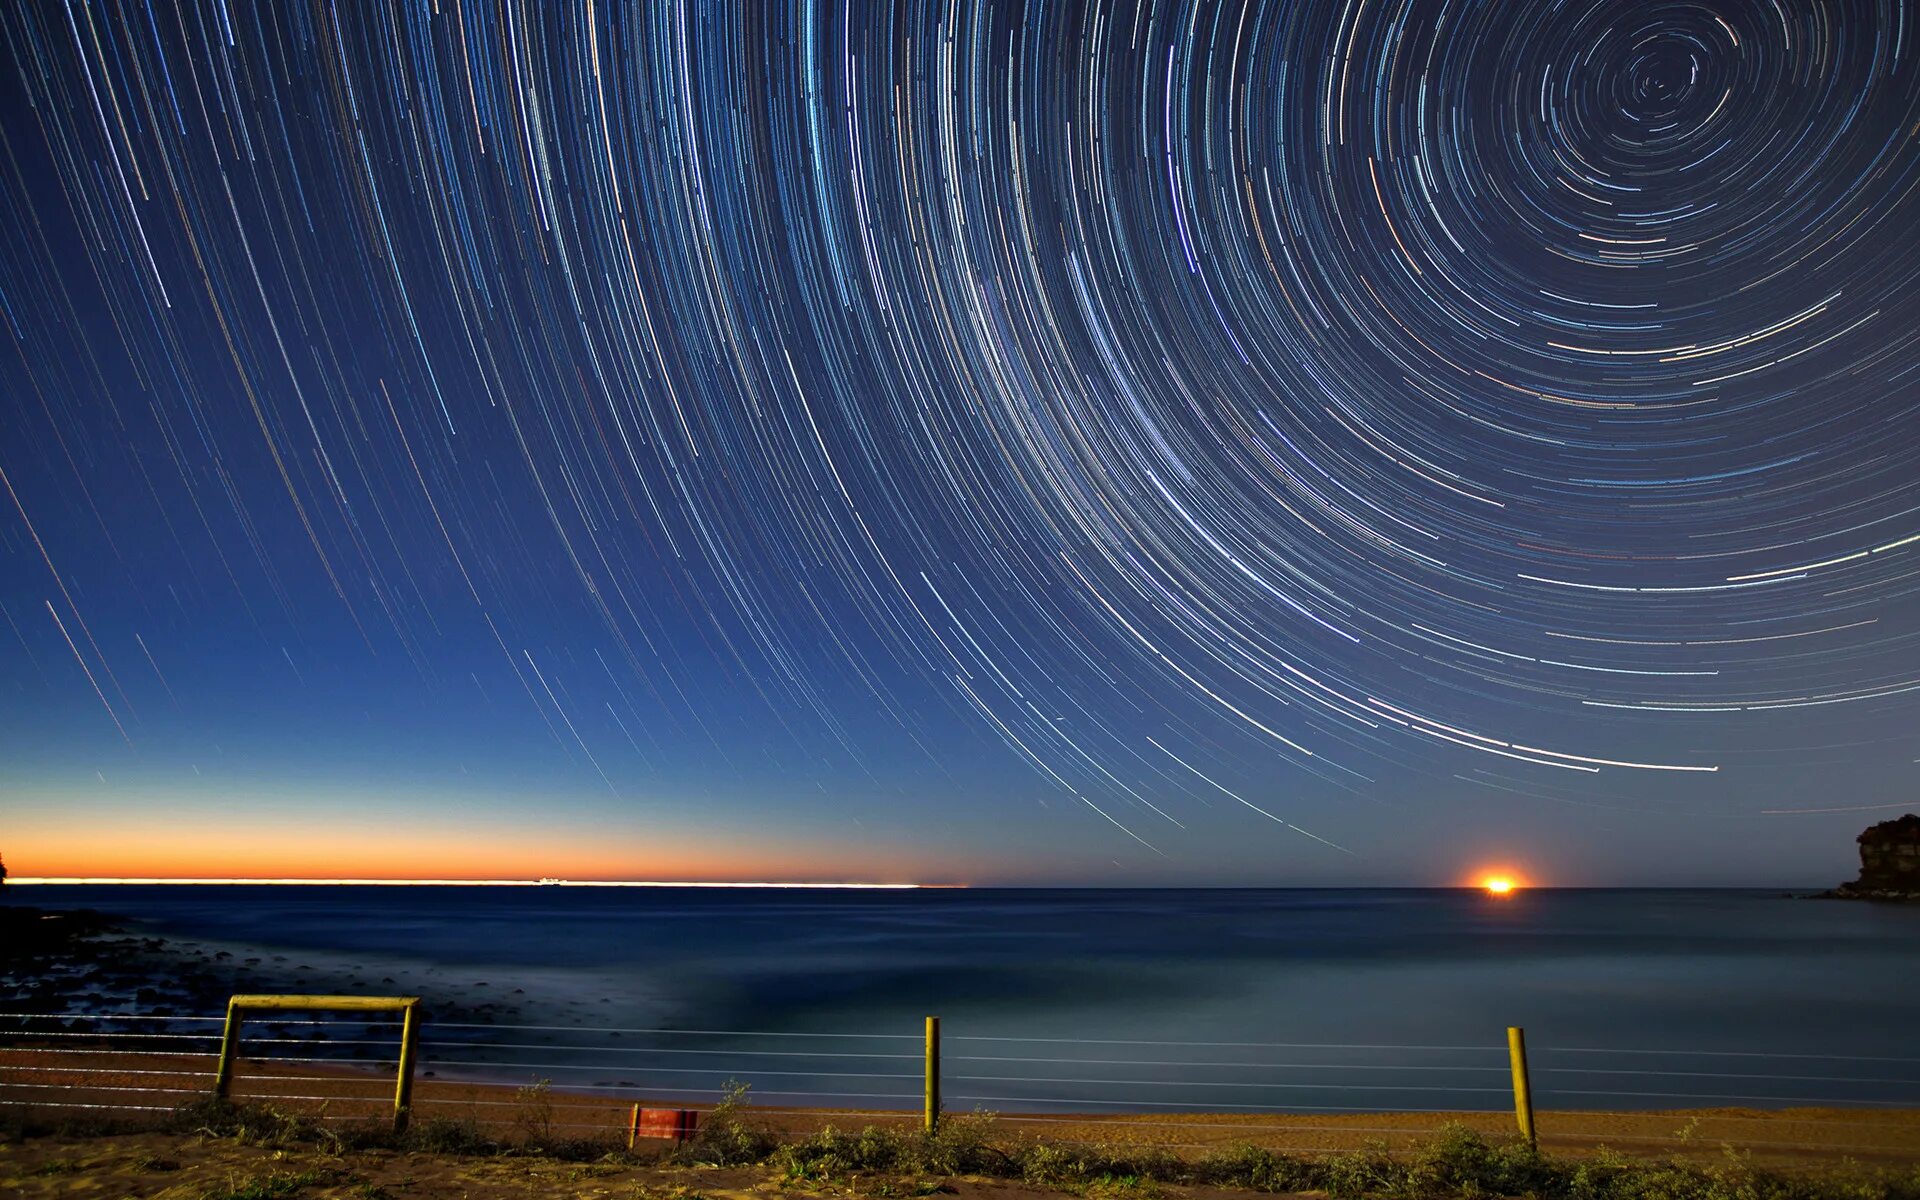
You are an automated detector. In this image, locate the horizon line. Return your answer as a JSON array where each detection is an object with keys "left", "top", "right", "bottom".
[
  {"left": 5, "top": 878, "right": 1820, "bottom": 890},
  {"left": 7, "top": 876, "right": 940, "bottom": 889}
]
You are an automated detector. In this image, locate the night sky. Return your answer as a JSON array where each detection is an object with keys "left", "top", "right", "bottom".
[{"left": 4, "top": 0, "right": 1920, "bottom": 885}]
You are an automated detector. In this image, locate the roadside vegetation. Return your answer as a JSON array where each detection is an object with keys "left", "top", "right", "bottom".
[{"left": 4, "top": 1085, "right": 1918, "bottom": 1200}]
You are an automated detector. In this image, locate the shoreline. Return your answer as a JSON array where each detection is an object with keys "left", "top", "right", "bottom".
[
  {"left": 6, "top": 901, "right": 1917, "bottom": 1168},
  {"left": 0, "top": 902, "right": 676, "bottom": 1034},
  {"left": 1810, "top": 886, "right": 1920, "bottom": 903},
  {"left": 0, "top": 904, "right": 527, "bottom": 1028}
]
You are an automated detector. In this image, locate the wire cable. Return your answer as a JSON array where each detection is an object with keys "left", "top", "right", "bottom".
[{"left": 423, "top": 1021, "right": 920, "bottom": 1038}]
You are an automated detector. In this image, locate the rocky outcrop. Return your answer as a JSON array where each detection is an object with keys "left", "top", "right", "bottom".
[{"left": 1823, "top": 813, "right": 1920, "bottom": 901}]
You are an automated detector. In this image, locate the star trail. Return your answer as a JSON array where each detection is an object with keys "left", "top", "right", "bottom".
[{"left": 3, "top": 0, "right": 1920, "bottom": 883}]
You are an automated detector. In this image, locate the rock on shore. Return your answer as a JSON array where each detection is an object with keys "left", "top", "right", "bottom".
[{"left": 0, "top": 903, "right": 513, "bottom": 1026}]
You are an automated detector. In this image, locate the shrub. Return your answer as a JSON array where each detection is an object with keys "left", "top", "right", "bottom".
[
  {"left": 173, "top": 1097, "right": 330, "bottom": 1149},
  {"left": 513, "top": 1079, "right": 554, "bottom": 1145},
  {"left": 1194, "top": 1142, "right": 1324, "bottom": 1193},
  {"left": 16, "top": 1094, "right": 1899, "bottom": 1200},
  {"left": 673, "top": 1080, "right": 777, "bottom": 1166},
  {"left": 401, "top": 1115, "right": 497, "bottom": 1156}
]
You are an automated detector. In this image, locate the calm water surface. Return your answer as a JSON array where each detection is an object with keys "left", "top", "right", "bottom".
[{"left": 21, "top": 886, "right": 1920, "bottom": 1113}]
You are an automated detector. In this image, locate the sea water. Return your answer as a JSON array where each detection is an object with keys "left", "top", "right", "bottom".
[{"left": 17, "top": 885, "right": 1920, "bottom": 1113}]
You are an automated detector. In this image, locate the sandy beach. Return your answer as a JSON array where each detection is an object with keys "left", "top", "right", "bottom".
[{"left": 3, "top": 1045, "right": 1916, "bottom": 1167}]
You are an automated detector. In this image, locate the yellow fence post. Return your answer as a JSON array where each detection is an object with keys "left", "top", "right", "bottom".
[
  {"left": 392, "top": 1000, "right": 420, "bottom": 1133},
  {"left": 213, "top": 999, "right": 243, "bottom": 1099},
  {"left": 628, "top": 1104, "right": 641, "bottom": 1150},
  {"left": 1507, "top": 1026, "right": 1537, "bottom": 1150},
  {"left": 924, "top": 1016, "right": 940, "bottom": 1134},
  {"left": 215, "top": 995, "right": 420, "bottom": 1119}
]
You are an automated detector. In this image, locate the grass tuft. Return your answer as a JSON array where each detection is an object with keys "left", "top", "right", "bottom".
[
  {"left": 401, "top": 1114, "right": 499, "bottom": 1156},
  {"left": 195, "top": 1166, "right": 337, "bottom": 1200},
  {"left": 13, "top": 1093, "right": 1918, "bottom": 1200}
]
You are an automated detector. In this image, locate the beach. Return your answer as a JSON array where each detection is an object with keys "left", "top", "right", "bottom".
[
  {"left": 6, "top": 889, "right": 1919, "bottom": 1170},
  {"left": 7, "top": 892, "right": 1920, "bottom": 1200},
  {"left": 4, "top": 1040, "right": 1918, "bottom": 1166}
]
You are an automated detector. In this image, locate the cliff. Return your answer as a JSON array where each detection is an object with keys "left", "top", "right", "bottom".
[{"left": 1824, "top": 812, "right": 1920, "bottom": 901}]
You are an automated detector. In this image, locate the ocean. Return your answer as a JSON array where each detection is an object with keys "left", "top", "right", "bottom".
[{"left": 15, "top": 885, "right": 1920, "bottom": 1114}]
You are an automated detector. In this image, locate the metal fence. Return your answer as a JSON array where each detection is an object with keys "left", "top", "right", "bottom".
[{"left": 4, "top": 1007, "right": 1918, "bottom": 1161}]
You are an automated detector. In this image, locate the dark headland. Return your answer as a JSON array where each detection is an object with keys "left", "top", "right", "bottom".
[{"left": 1819, "top": 812, "right": 1920, "bottom": 902}]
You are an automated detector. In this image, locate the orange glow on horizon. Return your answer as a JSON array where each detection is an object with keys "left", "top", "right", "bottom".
[
  {"left": 10, "top": 877, "right": 934, "bottom": 889},
  {"left": 3, "top": 814, "right": 958, "bottom": 887},
  {"left": 1471, "top": 868, "right": 1527, "bottom": 896}
]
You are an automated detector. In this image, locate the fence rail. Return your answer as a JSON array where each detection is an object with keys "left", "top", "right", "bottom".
[{"left": 3, "top": 1005, "right": 1918, "bottom": 1162}]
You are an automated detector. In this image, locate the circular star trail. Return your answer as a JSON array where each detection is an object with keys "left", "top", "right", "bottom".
[{"left": 4, "top": 0, "right": 1920, "bottom": 860}]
